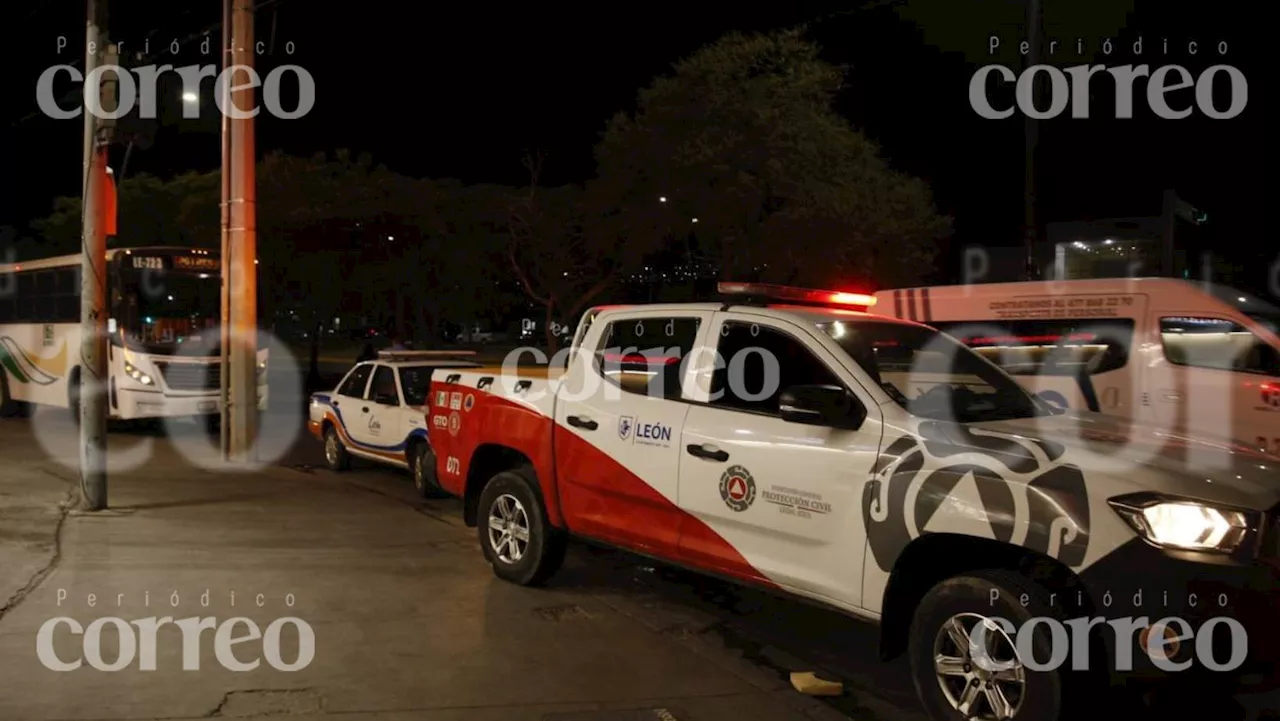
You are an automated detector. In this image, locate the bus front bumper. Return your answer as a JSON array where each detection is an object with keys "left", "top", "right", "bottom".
[{"left": 113, "top": 384, "right": 269, "bottom": 420}]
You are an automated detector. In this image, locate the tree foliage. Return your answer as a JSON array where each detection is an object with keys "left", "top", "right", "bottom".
[
  {"left": 508, "top": 153, "right": 658, "bottom": 350},
  {"left": 594, "top": 29, "right": 951, "bottom": 289}
]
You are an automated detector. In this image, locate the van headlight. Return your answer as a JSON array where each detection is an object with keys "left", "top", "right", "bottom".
[
  {"left": 124, "top": 361, "right": 154, "bottom": 385},
  {"left": 1110, "top": 494, "right": 1252, "bottom": 553}
]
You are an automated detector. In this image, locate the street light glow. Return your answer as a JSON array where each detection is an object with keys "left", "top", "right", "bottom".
[
  {"left": 691, "top": 218, "right": 698, "bottom": 223},
  {"left": 659, "top": 196, "right": 667, "bottom": 203},
  {"left": 182, "top": 92, "right": 199, "bottom": 103}
]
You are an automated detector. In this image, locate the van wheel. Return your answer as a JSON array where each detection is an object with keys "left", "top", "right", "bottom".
[
  {"left": 909, "top": 571, "right": 1072, "bottom": 721},
  {"left": 410, "top": 442, "right": 448, "bottom": 498},
  {"left": 477, "top": 468, "right": 565, "bottom": 586},
  {"left": 323, "top": 425, "right": 350, "bottom": 471}
]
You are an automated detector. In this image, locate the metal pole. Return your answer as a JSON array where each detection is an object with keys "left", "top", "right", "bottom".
[
  {"left": 219, "top": 0, "right": 232, "bottom": 458},
  {"left": 78, "top": 0, "right": 107, "bottom": 509},
  {"left": 1023, "top": 0, "right": 1041, "bottom": 280},
  {"left": 228, "top": 0, "right": 258, "bottom": 461}
]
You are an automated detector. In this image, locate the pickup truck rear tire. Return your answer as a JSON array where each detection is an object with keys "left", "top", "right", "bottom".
[
  {"left": 908, "top": 571, "right": 1071, "bottom": 721},
  {"left": 477, "top": 469, "right": 565, "bottom": 586}
]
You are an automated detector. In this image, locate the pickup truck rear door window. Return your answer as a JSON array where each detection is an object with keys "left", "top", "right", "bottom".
[{"left": 597, "top": 316, "right": 702, "bottom": 400}]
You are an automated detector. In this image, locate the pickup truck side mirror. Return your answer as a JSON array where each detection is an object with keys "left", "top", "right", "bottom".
[{"left": 778, "top": 384, "right": 865, "bottom": 430}]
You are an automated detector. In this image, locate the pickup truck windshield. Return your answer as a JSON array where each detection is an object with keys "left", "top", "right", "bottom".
[{"left": 818, "top": 321, "right": 1046, "bottom": 423}]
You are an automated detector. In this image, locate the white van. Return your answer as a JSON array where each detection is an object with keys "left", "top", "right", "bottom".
[{"left": 873, "top": 278, "right": 1280, "bottom": 453}]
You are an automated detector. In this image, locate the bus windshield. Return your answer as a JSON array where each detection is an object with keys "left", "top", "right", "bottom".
[
  {"left": 115, "top": 269, "right": 220, "bottom": 352},
  {"left": 818, "top": 320, "right": 1049, "bottom": 423}
]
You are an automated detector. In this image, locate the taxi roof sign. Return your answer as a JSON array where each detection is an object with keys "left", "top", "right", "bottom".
[{"left": 717, "top": 282, "right": 876, "bottom": 309}]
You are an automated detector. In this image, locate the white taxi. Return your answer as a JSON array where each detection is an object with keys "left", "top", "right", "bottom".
[{"left": 307, "top": 350, "right": 478, "bottom": 496}]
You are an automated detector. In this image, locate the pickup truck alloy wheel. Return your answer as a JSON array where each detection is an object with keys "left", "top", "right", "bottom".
[
  {"left": 487, "top": 494, "right": 530, "bottom": 563},
  {"left": 933, "top": 612, "right": 1025, "bottom": 720},
  {"left": 909, "top": 572, "right": 1068, "bottom": 721},
  {"left": 476, "top": 468, "right": 566, "bottom": 586}
]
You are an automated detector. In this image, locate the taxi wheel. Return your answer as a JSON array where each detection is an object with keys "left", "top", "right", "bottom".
[
  {"left": 410, "top": 442, "right": 448, "bottom": 499},
  {"left": 323, "top": 425, "right": 350, "bottom": 471},
  {"left": 477, "top": 468, "right": 565, "bottom": 587},
  {"left": 908, "top": 571, "right": 1073, "bottom": 721}
]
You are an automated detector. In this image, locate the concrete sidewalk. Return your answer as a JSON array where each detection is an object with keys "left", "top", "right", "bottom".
[
  {"left": 0, "top": 432, "right": 843, "bottom": 721},
  {"left": 0, "top": 460, "right": 75, "bottom": 626}
]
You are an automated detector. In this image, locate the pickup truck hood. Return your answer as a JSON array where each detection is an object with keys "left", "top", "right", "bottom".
[{"left": 944, "top": 413, "right": 1280, "bottom": 512}]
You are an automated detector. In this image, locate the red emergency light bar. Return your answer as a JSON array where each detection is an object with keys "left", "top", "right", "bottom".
[{"left": 717, "top": 282, "right": 876, "bottom": 309}]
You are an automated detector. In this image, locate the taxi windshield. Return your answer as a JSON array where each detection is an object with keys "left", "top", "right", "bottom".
[{"left": 819, "top": 321, "right": 1048, "bottom": 423}]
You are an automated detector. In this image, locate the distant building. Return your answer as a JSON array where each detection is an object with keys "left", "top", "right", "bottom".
[
  {"left": 1043, "top": 216, "right": 1186, "bottom": 279},
  {"left": 1041, "top": 191, "right": 1206, "bottom": 281}
]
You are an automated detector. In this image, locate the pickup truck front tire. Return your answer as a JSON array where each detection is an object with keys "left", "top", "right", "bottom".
[
  {"left": 477, "top": 468, "right": 565, "bottom": 586},
  {"left": 909, "top": 571, "right": 1069, "bottom": 721}
]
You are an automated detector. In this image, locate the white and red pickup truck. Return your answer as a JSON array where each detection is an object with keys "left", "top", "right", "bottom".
[{"left": 425, "top": 282, "right": 1280, "bottom": 721}]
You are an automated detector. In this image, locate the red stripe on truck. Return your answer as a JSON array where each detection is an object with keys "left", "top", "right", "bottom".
[{"left": 428, "top": 378, "right": 774, "bottom": 590}]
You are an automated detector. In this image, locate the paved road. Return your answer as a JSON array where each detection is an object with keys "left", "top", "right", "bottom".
[{"left": 1, "top": 365, "right": 1275, "bottom": 720}]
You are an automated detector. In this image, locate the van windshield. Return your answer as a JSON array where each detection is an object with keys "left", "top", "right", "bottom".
[{"left": 819, "top": 321, "right": 1049, "bottom": 423}]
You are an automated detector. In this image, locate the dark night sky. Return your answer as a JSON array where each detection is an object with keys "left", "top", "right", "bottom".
[{"left": 3, "top": 1, "right": 1271, "bottom": 290}]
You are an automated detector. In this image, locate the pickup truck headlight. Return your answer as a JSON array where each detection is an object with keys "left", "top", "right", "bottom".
[
  {"left": 124, "top": 361, "right": 154, "bottom": 386},
  {"left": 1110, "top": 494, "right": 1252, "bottom": 553}
]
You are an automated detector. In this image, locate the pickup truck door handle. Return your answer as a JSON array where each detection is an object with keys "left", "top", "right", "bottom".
[
  {"left": 566, "top": 415, "right": 597, "bottom": 431},
  {"left": 686, "top": 444, "right": 729, "bottom": 462}
]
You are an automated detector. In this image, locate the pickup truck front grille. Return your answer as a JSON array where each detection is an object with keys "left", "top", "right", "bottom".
[{"left": 154, "top": 361, "right": 220, "bottom": 391}]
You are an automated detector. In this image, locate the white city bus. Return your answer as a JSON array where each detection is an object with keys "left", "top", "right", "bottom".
[
  {"left": 873, "top": 278, "right": 1280, "bottom": 453},
  {"left": 0, "top": 247, "right": 267, "bottom": 420}
]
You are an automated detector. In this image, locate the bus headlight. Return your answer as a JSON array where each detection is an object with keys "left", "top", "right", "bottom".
[
  {"left": 1110, "top": 494, "right": 1252, "bottom": 553},
  {"left": 124, "top": 361, "right": 154, "bottom": 386}
]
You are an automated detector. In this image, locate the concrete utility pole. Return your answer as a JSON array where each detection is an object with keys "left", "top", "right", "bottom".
[
  {"left": 222, "top": 0, "right": 259, "bottom": 462},
  {"left": 78, "top": 0, "right": 109, "bottom": 510}
]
